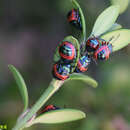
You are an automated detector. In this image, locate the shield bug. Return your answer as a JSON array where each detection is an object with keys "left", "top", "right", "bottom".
[
  {"left": 59, "top": 41, "right": 76, "bottom": 63},
  {"left": 41, "top": 105, "right": 60, "bottom": 113},
  {"left": 93, "top": 41, "right": 112, "bottom": 61},
  {"left": 52, "top": 63, "right": 71, "bottom": 80},
  {"left": 67, "top": 8, "right": 82, "bottom": 30},
  {"left": 75, "top": 55, "right": 91, "bottom": 73},
  {"left": 86, "top": 36, "right": 100, "bottom": 53}
]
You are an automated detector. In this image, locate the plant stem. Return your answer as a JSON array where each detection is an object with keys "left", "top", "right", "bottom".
[{"left": 12, "top": 79, "right": 64, "bottom": 130}]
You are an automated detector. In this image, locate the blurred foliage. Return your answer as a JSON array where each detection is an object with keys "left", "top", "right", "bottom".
[{"left": 0, "top": 0, "right": 130, "bottom": 130}]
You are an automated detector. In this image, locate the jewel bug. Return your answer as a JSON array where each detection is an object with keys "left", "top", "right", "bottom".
[
  {"left": 93, "top": 41, "right": 112, "bottom": 61},
  {"left": 75, "top": 55, "right": 91, "bottom": 73},
  {"left": 67, "top": 8, "right": 82, "bottom": 30},
  {"left": 59, "top": 41, "right": 76, "bottom": 63},
  {"left": 52, "top": 63, "right": 71, "bottom": 80},
  {"left": 86, "top": 36, "right": 100, "bottom": 53},
  {"left": 41, "top": 105, "right": 60, "bottom": 113}
]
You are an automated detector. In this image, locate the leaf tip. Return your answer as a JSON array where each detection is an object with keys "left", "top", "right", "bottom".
[
  {"left": 81, "top": 111, "right": 86, "bottom": 118},
  {"left": 93, "top": 82, "right": 98, "bottom": 88},
  {"left": 8, "top": 64, "right": 13, "bottom": 69},
  {"left": 8, "top": 64, "right": 16, "bottom": 72}
]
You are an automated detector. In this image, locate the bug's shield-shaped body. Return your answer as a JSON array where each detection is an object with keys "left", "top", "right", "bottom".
[
  {"left": 67, "top": 9, "right": 82, "bottom": 30},
  {"left": 59, "top": 41, "right": 76, "bottom": 63},
  {"left": 94, "top": 43, "right": 112, "bottom": 60},
  {"left": 75, "top": 55, "right": 91, "bottom": 73},
  {"left": 41, "top": 105, "right": 60, "bottom": 113},
  {"left": 86, "top": 37, "right": 100, "bottom": 53},
  {"left": 52, "top": 63, "right": 71, "bottom": 80}
]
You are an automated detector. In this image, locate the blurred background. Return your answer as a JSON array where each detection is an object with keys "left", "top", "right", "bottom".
[{"left": 0, "top": 0, "right": 130, "bottom": 130}]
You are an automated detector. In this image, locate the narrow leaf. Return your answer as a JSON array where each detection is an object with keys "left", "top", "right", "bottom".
[
  {"left": 67, "top": 73, "right": 98, "bottom": 88},
  {"left": 29, "top": 109, "right": 86, "bottom": 125},
  {"left": 101, "top": 29, "right": 130, "bottom": 52},
  {"left": 72, "top": 0, "right": 86, "bottom": 42},
  {"left": 91, "top": 5, "right": 119, "bottom": 37},
  {"left": 111, "top": 0, "right": 129, "bottom": 14},
  {"left": 8, "top": 65, "right": 29, "bottom": 111}
]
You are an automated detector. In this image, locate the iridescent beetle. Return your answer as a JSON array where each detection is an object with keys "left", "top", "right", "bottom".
[
  {"left": 86, "top": 36, "right": 100, "bottom": 53},
  {"left": 41, "top": 105, "right": 60, "bottom": 113},
  {"left": 67, "top": 8, "right": 82, "bottom": 30},
  {"left": 52, "top": 63, "right": 71, "bottom": 80},
  {"left": 75, "top": 55, "right": 91, "bottom": 73},
  {"left": 93, "top": 41, "right": 112, "bottom": 61},
  {"left": 59, "top": 41, "right": 76, "bottom": 63}
]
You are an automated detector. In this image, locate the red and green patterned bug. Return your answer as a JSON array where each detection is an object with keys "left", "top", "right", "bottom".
[
  {"left": 41, "top": 105, "right": 60, "bottom": 113},
  {"left": 52, "top": 63, "right": 71, "bottom": 80},
  {"left": 59, "top": 41, "right": 76, "bottom": 63},
  {"left": 75, "top": 55, "right": 91, "bottom": 73},
  {"left": 93, "top": 41, "right": 112, "bottom": 61},
  {"left": 67, "top": 8, "right": 82, "bottom": 30}
]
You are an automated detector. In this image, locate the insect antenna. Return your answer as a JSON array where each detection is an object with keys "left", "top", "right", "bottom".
[{"left": 108, "top": 34, "right": 120, "bottom": 43}]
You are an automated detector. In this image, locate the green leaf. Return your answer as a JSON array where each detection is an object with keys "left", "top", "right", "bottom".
[
  {"left": 28, "top": 108, "right": 86, "bottom": 125},
  {"left": 8, "top": 65, "right": 29, "bottom": 111},
  {"left": 105, "top": 23, "right": 122, "bottom": 33},
  {"left": 91, "top": 5, "right": 120, "bottom": 37},
  {"left": 53, "top": 36, "right": 80, "bottom": 73},
  {"left": 101, "top": 29, "right": 130, "bottom": 52},
  {"left": 111, "top": 0, "right": 129, "bottom": 14},
  {"left": 72, "top": 0, "right": 86, "bottom": 42},
  {"left": 67, "top": 73, "right": 98, "bottom": 88}
]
